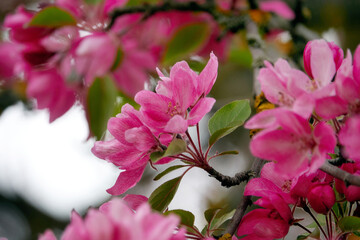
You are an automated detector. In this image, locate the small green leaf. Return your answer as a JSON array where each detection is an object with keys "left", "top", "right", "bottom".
[
  {"left": 111, "top": 48, "right": 124, "bottom": 71},
  {"left": 307, "top": 214, "right": 326, "bottom": 228},
  {"left": 338, "top": 216, "right": 360, "bottom": 232},
  {"left": 354, "top": 231, "right": 360, "bottom": 237},
  {"left": 84, "top": 0, "right": 103, "bottom": 4},
  {"left": 296, "top": 235, "right": 308, "bottom": 240},
  {"left": 164, "top": 139, "right": 187, "bottom": 157},
  {"left": 216, "top": 150, "right": 239, "bottom": 156},
  {"left": 208, "top": 100, "right": 251, "bottom": 145},
  {"left": 163, "top": 23, "right": 210, "bottom": 65},
  {"left": 165, "top": 209, "right": 195, "bottom": 227},
  {"left": 151, "top": 139, "right": 187, "bottom": 163},
  {"left": 208, "top": 125, "right": 242, "bottom": 147},
  {"left": 149, "top": 176, "right": 182, "bottom": 212},
  {"left": 154, "top": 165, "right": 187, "bottom": 181},
  {"left": 29, "top": 6, "right": 76, "bottom": 28},
  {"left": 204, "top": 208, "right": 221, "bottom": 224},
  {"left": 87, "top": 76, "right": 118, "bottom": 140},
  {"left": 210, "top": 209, "right": 235, "bottom": 230}
]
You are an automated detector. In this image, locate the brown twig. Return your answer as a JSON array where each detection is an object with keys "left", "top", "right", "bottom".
[
  {"left": 320, "top": 162, "right": 360, "bottom": 187},
  {"left": 204, "top": 166, "right": 254, "bottom": 187}
]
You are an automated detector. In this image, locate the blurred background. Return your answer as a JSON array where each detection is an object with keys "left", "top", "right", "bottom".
[{"left": 0, "top": 0, "right": 359, "bottom": 239}]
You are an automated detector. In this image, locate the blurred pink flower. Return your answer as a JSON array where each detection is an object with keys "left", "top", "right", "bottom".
[{"left": 40, "top": 199, "right": 186, "bottom": 240}]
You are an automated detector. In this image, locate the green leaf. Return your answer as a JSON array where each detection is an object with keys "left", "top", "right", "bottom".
[
  {"left": 29, "top": 6, "right": 76, "bottom": 28},
  {"left": 154, "top": 165, "right": 187, "bottom": 181},
  {"left": 216, "top": 150, "right": 239, "bottom": 156},
  {"left": 307, "top": 214, "right": 326, "bottom": 228},
  {"left": 84, "top": 0, "right": 103, "bottom": 4},
  {"left": 87, "top": 76, "right": 118, "bottom": 140},
  {"left": 210, "top": 209, "right": 235, "bottom": 230},
  {"left": 165, "top": 209, "right": 195, "bottom": 227},
  {"left": 164, "top": 139, "right": 187, "bottom": 157},
  {"left": 126, "top": 0, "right": 159, "bottom": 7},
  {"left": 149, "top": 176, "right": 182, "bottom": 212},
  {"left": 204, "top": 208, "right": 221, "bottom": 224},
  {"left": 150, "top": 151, "right": 165, "bottom": 163},
  {"left": 150, "top": 139, "right": 187, "bottom": 163},
  {"left": 229, "top": 48, "right": 252, "bottom": 68},
  {"left": 111, "top": 48, "right": 124, "bottom": 71},
  {"left": 208, "top": 100, "right": 251, "bottom": 146},
  {"left": 338, "top": 216, "right": 360, "bottom": 232},
  {"left": 163, "top": 23, "right": 210, "bottom": 65},
  {"left": 297, "top": 235, "right": 308, "bottom": 240}
]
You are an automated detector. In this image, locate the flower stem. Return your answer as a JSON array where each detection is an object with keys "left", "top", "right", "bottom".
[
  {"left": 293, "top": 222, "right": 312, "bottom": 234},
  {"left": 302, "top": 205, "right": 328, "bottom": 239}
]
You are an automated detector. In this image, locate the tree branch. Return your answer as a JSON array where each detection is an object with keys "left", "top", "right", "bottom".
[
  {"left": 204, "top": 166, "right": 254, "bottom": 187},
  {"left": 224, "top": 157, "right": 266, "bottom": 236},
  {"left": 320, "top": 162, "right": 360, "bottom": 187}
]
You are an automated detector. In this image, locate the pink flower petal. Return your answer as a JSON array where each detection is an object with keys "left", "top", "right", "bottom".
[
  {"left": 164, "top": 115, "right": 188, "bottom": 133},
  {"left": 309, "top": 40, "right": 336, "bottom": 87},
  {"left": 107, "top": 164, "right": 146, "bottom": 195},
  {"left": 197, "top": 52, "right": 218, "bottom": 96},
  {"left": 188, "top": 97, "right": 215, "bottom": 126}
]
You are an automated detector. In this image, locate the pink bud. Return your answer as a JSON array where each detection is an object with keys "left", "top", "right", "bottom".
[
  {"left": 307, "top": 184, "right": 335, "bottom": 214},
  {"left": 303, "top": 40, "right": 343, "bottom": 80}
]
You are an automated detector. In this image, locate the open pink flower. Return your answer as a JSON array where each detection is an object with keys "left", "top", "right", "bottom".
[
  {"left": 258, "top": 59, "right": 315, "bottom": 118},
  {"left": 245, "top": 108, "right": 336, "bottom": 177},
  {"left": 135, "top": 53, "right": 217, "bottom": 133},
  {"left": 92, "top": 104, "right": 167, "bottom": 195},
  {"left": 40, "top": 199, "right": 186, "bottom": 240}
]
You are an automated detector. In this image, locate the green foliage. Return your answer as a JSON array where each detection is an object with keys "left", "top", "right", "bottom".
[
  {"left": 150, "top": 138, "right": 187, "bottom": 163},
  {"left": 165, "top": 209, "right": 195, "bottom": 227},
  {"left": 208, "top": 99, "right": 251, "bottom": 146},
  {"left": 84, "top": 0, "right": 103, "bottom": 4},
  {"left": 153, "top": 165, "right": 187, "bottom": 181},
  {"left": 126, "top": 0, "right": 159, "bottom": 7},
  {"left": 87, "top": 76, "right": 137, "bottom": 140},
  {"left": 163, "top": 23, "right": 210, "bottom": 65},
  {"left": 29, "top": 6, "right": 76, "bottom": 28},
  {"left": 229, "top": 48, "right": 252, "bottom": 68},
  {"left": 338, "top": 216, "right": 360, "bottom": 232},
  {"left": 203, "top": 208, "right": 235, "bottom": 235},
  {"left": 149, "top": 176, "right": 182, "bottom": 212}
]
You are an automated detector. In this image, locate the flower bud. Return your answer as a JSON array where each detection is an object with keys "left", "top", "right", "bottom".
[
  {"left": 303, "top": 40, "right": 343, "bottom": 79},
  {"left": 307, "top": 184, "right": 335, "bottom": 214}
]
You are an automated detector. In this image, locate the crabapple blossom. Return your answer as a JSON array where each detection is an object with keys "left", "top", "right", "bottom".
[
  {"left": 135, "top": 53, "right": 217, "bottom": 133},
  {"left": 39, "top": 199, "right": 186, "bottom": 240},
  {"left": 245, "top": 108, "right": 336, "bottom": 177}
]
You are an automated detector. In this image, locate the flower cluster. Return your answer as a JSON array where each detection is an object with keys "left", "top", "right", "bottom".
[
  {"left": 0, "top": 0, "right": 225, "bottom": 124},
  {"left": 92, "top": 53, "right": 218, "bottom": 195},
  {"left": 241, "top": 39, "right": 360, "bottom": 239},
  {"left": 246, "top": 39, "right": 360, "bottom": 176},
  {"left": 39, "top": 197, "right": 186, "bottom": 240}
]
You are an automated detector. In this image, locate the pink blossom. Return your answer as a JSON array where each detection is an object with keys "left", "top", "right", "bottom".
[
  {"left": 237, "top": 208, "right": 290, "bottom": 240},
  {"left": 259, "top": 0, "right": 295, "bottom": 20},
  {"left": 40, "top": 199, "right": 186, "bottom": 240},
  {"left": 307, "top": 184, "right": 335, "bottom": 214},
  {"left": 92, "top": 104, "right": 163, "bottom": 195},
  {"left": 335, "top": 163, "right": 360, "bottom": 202},
  {"left": 339, "top": 115, "right": 360, "bottom": 162},
  {"left": 0, "top": 42, "right": 23, "bottom": 84},
  {"left": 258, "top": 59, "right": 315, "bottom": 117},
  {"left": 245, "top": 108, "right": 336, "bottom": 177},
  {"left": 3, "top": 6, "right": 52, "bottom": 43},
  {"left": 303, "top": 39, "right": 342, "bottom": 82},
  {"left": 135, "top": 53, "right": 217, "bottom": 133},
  {"left": 26, "top": 69, "right": 76, "bottom": 122}
]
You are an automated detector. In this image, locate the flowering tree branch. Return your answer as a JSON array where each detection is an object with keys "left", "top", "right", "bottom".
[
  {"left": 320, "top": 162, "right": 360, "bottom": 187},
  {"left": 204, "top": 166, "right": 254, "bottom": 187},
  {"left": 224, "top": 157, "right": 265, "bottom": 236},
  {"left": 108, "top": 0, "right": 246, "bottom": 34}
]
